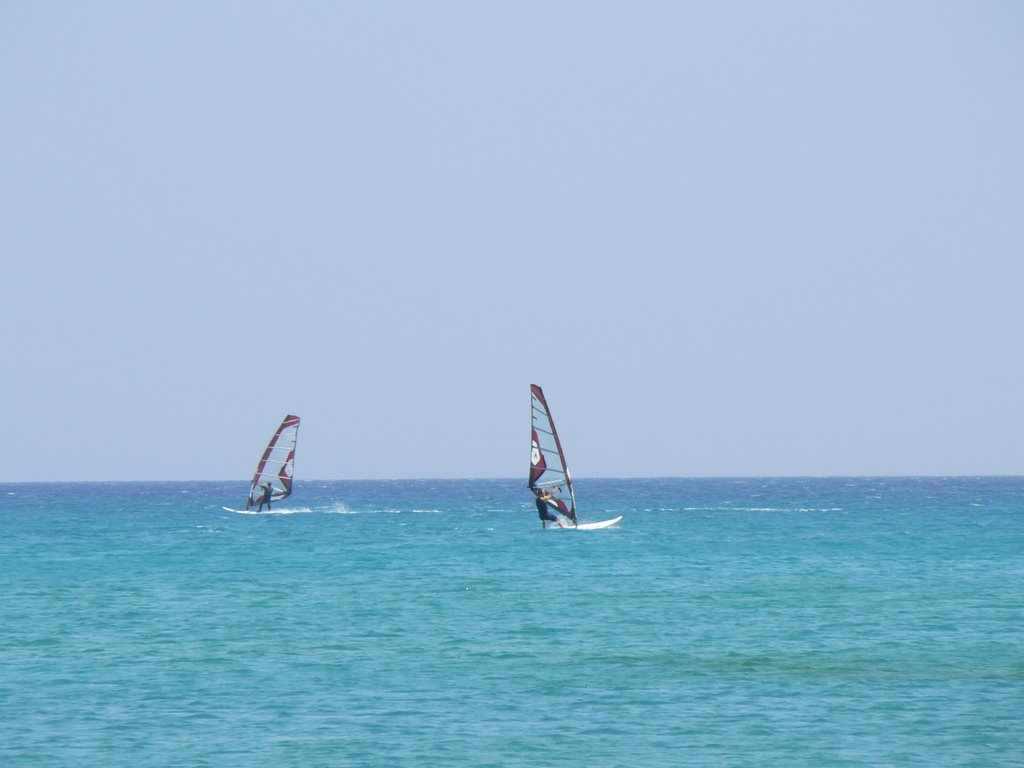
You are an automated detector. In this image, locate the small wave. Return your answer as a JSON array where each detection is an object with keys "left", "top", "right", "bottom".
[
  {"left": 322, "top": 504, "right": 409, "bottom": 515},
  {"left": 683, "top": 506, "right": 786, "bottom": 512},
  {"left": 682, "top": 506, "right": 844, "bottom": 513},
  {"left": 329, "top": 507, "right": 403, "bottom": 515}
]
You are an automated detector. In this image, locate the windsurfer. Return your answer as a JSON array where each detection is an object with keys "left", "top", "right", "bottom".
[
  {"left": 257, "top": 481, "right": 273, "bottom": 512},
  {"left": 534, "top": 486, "right": 569, "bottom": 528}
]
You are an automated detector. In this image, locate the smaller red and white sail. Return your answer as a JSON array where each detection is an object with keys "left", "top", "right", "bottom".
[
  {"left": 529, "top": 384, "right": 577, "bottom": 523},
  {"left": 247, "top": 414, "right": 300, "bottom": 507}
]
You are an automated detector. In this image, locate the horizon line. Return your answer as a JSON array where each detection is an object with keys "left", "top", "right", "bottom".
[{"left": 3, "top": 474, "right": 1023, "bottom": 485}]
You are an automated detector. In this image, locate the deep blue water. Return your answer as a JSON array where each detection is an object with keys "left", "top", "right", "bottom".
[{"left": 1, "top": 477, "right": 1022, "bottom": 767}]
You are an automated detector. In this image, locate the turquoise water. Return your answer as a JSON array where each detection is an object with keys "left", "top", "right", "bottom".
[{"left": 2, "top": 477, "right": 1022, "bottom": 766}]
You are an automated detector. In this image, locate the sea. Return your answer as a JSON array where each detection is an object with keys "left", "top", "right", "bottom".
[{"left": 1, "top": 477, "right": 1021, "bottom": 767}]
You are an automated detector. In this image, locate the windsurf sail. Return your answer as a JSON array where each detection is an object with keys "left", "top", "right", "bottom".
[
  {"left": 246, "top": 414, "right": 300, "bottom": 508},
  {"left": 529, "top": 384, "right": 577, "bottom": 524}
]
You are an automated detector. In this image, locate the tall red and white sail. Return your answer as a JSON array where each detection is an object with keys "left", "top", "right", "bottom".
[
  {"left": 247, "top": 414, "right": 300, "bottom": 507},
  {"left": 529, "top": 384, "right": 576, "bottom": 523}
]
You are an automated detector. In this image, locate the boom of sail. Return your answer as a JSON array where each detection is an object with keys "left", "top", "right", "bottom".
[
  {"left": 529, "top": 384, "right": 577, "bottom": 524},
  {"left": 247, "top": 414, "right": 301, "bottom": 508}
]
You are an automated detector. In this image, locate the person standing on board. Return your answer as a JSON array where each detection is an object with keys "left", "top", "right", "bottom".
[
  {"left": 534, "top": 486, "right": 569, "bottom": 528},
  {"left": 257, "top": 481, "right": 274, "bottom": 513}
]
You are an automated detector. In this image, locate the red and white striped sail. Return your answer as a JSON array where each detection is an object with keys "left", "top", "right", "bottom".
[
  {"left": 529, "top": 384, "right": 576, "bottom": 523},
  {"left": 247, "top": 414, "right": 300, "bottom": 507}
]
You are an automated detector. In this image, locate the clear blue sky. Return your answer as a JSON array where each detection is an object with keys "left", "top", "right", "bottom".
[{"left": 2, "top": 2, "right": 1022, "bottom": 481}]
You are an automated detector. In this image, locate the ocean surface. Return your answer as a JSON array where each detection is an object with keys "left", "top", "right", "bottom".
[{"left": 1, "top": 477, "right": 1021, "bottom": 767}]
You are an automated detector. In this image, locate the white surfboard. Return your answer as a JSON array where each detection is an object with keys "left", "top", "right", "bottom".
[
  {"left": 574, "top": 515, "right": 622, "bottom": 530},
  {"left": 223, "top": 506, "right": 302, "bottom": 515}
]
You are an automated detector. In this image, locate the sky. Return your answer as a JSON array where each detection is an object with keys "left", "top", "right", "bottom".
[{"left": 2, "top": 1, "right": 1023, "bottom": 481}]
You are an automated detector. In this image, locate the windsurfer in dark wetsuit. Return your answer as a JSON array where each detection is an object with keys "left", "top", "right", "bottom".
[
  {"left": 257, "top": 481, "right": 273, "bottom": 512},
  {"left": 534, "top": 486, "right": 566, "bottom": 528}
]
